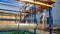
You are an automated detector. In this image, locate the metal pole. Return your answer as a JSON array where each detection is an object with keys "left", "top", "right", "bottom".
[
  {"left": 23, "top": 5, "right": 26, "bottom": 23},
  {"left": 33, "top": 5, "right": 36, "bottom": 34},
  {"left": 49, "top": 7, "right": 53, "bottom": 34},
  {"left": 20, "top": 13, "right": 21, "bottom": 23},
  {"left": 33, "top": 5, "right": 36, "bottom": 23}
]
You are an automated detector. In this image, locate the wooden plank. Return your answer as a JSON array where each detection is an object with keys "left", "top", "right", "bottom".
[
  {"left": 18, "top": 0, "right": 52, "bottom": 7},
  {"left": 37, "top": 0, "right": 55, "bottom": 2},
  {"left": 0, "top": 10, "right": 28, "bottom": 14},
  {"left": 17, "top": 0, "right": 55, "bottom": 3},
  {"left": 0, "top": 15, "right": 15, "bottom": 18},
  {"left": 0, "top": 21, "right": 16, "bottom": 24}
]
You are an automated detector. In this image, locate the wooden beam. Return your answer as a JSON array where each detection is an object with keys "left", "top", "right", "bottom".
[
  {"left": 17, "top": 0, "right": 55, "bottom": 3},
  {"left": 35, "top": 0, "right": 55, "bottom": 3},
  {"left": 18, "top": 0, "right": 52, "bottom": 7},
  {"left": 0, "top": 10, "right": 28, "bottom": 14}
]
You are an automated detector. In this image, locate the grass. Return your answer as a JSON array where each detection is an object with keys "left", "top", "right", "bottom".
[{"left": 0, "top": 30, "right": 40, "bottom": 34}]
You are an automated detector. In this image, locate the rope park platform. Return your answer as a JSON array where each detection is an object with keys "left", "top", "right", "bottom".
[{"left": 0, "top": 0, "right": 56, "bottom": 34}]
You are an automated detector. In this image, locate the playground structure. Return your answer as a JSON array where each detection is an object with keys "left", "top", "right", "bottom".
[{"left": 0, "top": 0, "right": 55, "bottom": 34}]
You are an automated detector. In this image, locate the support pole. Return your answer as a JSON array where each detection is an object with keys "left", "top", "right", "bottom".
[
  {"left": 33, "top": 5, "right": 36, "bottom": 23},
  {"left": 19, "top": 8, "right": 21, "bottom": 23},
  {"left": 49, "top": 7, "right": 53, "bottom": 34},
  {"left": 24, "top": 5, "right": 26, "bottom": 23},
  {"left": 33, "top": 5, "right": 36, "bottom": 34}
]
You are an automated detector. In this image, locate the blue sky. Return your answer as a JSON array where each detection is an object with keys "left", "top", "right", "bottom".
[
  {"left": 53, "top": 0, "right": 60, "bottom": 20},
  {"left": 52, "top": 0, "right": 60, "bottom": 25},
  {"left": 0, "top": 0, "right": 26, "bottom": 12}
]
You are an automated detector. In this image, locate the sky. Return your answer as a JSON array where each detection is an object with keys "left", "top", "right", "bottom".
[
  {"left": 52, "top": 0, "right": 60, "bottom": 25},
  {"left": 0, "top": 0, "right": 26, "bottom": 12}
]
